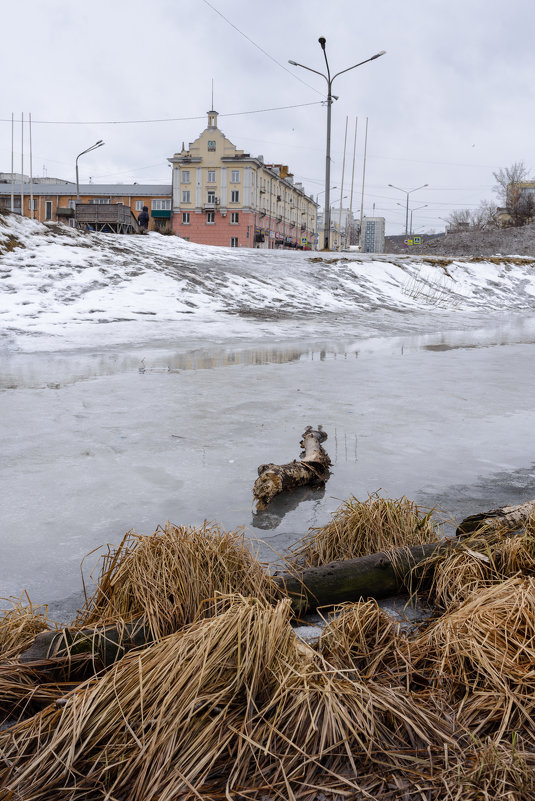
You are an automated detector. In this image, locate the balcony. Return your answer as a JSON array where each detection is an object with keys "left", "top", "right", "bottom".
[{"left": 203, "top": 198, "right": 219, "bottom": 211}]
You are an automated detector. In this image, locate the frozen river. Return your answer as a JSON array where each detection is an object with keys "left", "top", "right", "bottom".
[
  {"left": 1, "top": 216, "right": 535, "bottom": 619},
  {"left": 2, "top": 318, "right": 535, "bottom": 619}
]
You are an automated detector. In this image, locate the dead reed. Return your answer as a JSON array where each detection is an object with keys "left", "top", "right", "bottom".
[
  {"left": 76, "top": 521, "right": 282, "bottom": 639},
  {"left": 288, "top": 492, "right": 441, "bottom": 568},
  {"left": 318, "top": 598, "right": 401, "bottom": 678},
  {"left": 414, "top": 523, "right": 535, "bottom": 609},
  {"left": 407, "top": 577, "right": 535, "bottom": 740},
  {"left": 0, "top": 593, "right": 51, "bottom": 660},
  {"left": 0, "top": 595, "right": 452, "bottom": 800},
  {"left": 438, "top": 736, "right": 535, "bottom": 801}
]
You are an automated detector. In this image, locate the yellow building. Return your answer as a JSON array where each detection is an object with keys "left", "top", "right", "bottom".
[{"left": 168, "top": 110, "right": 317, "bottom": 248}]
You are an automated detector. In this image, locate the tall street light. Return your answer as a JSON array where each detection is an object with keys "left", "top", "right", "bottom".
[
  {"left": 409, "top": 203, "right": 428, "bottom": 235},
  {"left": 389, "top": 183, "right": 428, "bottom": 237},
  {"left": 289, "top": 39, "right": 386, "bottom": 251},
  {"left": 396, "top": 201, "right": 428, "bottom": 235},
  {"left": 76, "top": 140, "right": 105, "bottom": 202}
]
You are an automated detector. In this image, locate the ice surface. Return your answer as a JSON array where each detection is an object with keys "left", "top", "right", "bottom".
[{"left": 1, "top": 215, "right": 535, "bottom": 620}]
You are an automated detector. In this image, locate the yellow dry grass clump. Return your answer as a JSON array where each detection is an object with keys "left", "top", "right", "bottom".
[
  {"left": 407, "top": 576, "right": 535, "bottom": 740},
  {"left": 77, "top": 521, "right": 282, "bottom": 639},
  {"left": 288, "top": 492, "right": 441, "bottom": 568},
  {"left": 415, "top": 522, "right": 535, "bottom": 610},
  {"left": 0, "top": 595, "right": 451, "bottom": 800},
  {"left": 318, "top": 598, "right": 401, "bottom": 679},
  {"left": 0, "top": 594, "right": 50, "bottom": 660}
]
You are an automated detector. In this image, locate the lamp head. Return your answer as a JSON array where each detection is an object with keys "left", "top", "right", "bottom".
[
  {"left": 288, "top": 60, "right": 297, "bottom": 66},
  {"left": 318, "top": 36, "right": 326, "bottom": 49}
]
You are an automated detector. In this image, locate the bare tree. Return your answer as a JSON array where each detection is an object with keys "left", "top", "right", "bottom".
[
  {"left": 492, "top": 161, "right": 530, "bottom": 203},
  {"left": 492, "top": 161, "right": 533, "bottom": 226}
]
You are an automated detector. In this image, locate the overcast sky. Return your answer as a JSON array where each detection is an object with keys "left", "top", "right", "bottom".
[{"left": 2, "top": 0, "right": 534, "bottom": 234}]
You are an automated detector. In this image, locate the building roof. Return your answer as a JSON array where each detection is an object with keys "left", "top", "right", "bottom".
[{"left": 0, "top": 183, "right": 171, "bottom": 196}]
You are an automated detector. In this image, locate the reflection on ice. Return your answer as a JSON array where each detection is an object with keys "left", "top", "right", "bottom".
[{"left": 3, "top": 315, "right": 535, "bottom": 391}]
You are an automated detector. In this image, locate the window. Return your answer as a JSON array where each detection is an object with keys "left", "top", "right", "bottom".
[
  {"left": 231, "top": 170, "right": 240, "bottom": 183},
  {"left": 68, "top": 199, "right": 77, "bottom": 210},
  {"left": 231, "top": 212, "right": 239, "bottom": 224},
  {"left": 88, "top": 198, "right": 110, "bottom": 204},
  {"left": 230, "top": 237, "right": 238, "bottom": 247},
  {"left": 151, "top": 199, "right": 171, "bottom": 210},
  {"left": 207, "top": 170, "right": 216, "bottom": 183},
  {"left": 181, "top": 170, "right": 190, "bottom": 183},
  {"left": 206, "top": 211, "right": 215, "bottom": 223},
  {"left": 208, "top": 140, "right": 216, "bottom": 152},
  {"left": 230, "top": 190, "right": 239, "bottom": 203},
  {"left": 207, "top": 190, "right": 216, "bottom": 204},
  {"left": 45, "top": 201, "right": 52, "bottom": 220},
  {"left": 135, "top": 200, "right": 144, "bottom": 211},
  {"left": 28, "top": 198, "right": 38, "bottom": 211},
  {"left": 182, "top": 212, "right": 190, "bottom": 224},
  {"left": 181, "top": 190, "right": 191, "bottom": 203}
]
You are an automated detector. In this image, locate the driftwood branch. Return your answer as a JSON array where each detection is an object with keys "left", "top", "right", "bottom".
[
  {"left": 253, "top": 426, "right": 331, "bottom": 511},
  {"left": 456, "top": 499, "right": 535, "bottom": 537}
]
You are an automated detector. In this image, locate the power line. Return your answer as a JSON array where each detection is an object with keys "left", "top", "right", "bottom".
[
  {"left": 200, "top": 0, "right": 323, "bottom": 97},
  {"left": 0, "top": 101, "right": 324, "bottom": 127}
]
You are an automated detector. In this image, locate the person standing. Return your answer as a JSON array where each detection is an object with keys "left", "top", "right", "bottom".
[{"left": 138, "top": 205, "right": 149, "bottom": 233}]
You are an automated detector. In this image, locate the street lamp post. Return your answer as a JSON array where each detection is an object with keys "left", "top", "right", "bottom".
[
  {"left": 396, "top": 201, "right": 428, "bottom": 235},
  {"left": 76, "top": 140, "right": 105, "bottom": 202},
  {"left": 410, "top": 204, "right": 428, "bottom": 235},
  {"left": 289, "top": 39, "right": 385, "bottom": 251},
  {"left": 389, "top": 183, "right": 428, "bottom": 236}
]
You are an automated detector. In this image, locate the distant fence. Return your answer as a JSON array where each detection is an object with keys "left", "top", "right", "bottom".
[{"left": 75, "top": 203, "right": 139, "bottom": 234}]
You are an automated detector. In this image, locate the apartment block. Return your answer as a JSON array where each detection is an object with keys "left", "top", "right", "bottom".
[{"left": 168, "top": 110, "right": 317, "bottom": 248}]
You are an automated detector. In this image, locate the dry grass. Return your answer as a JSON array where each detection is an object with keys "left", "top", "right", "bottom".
[
  {"left": 406, "top": 577, "right": 535, "bottom": 740},
  {"left": 0, "top": 594, "right": 51, "bottom": 660},
  {"left": 76, "top": 521, "right": 283, "bottom": 639},
  {"left": 318, "top": 598, "right": 401, "bottom": 678},
  {"left": 438, "top": 736, "right": 535, "bottom": 801},
  {"left": 0, "top": 595, "right": 453, "bottom": 800},
  {"left": 288, "top": 492, "right": 441, "bottom": 568},
  {"left": 414, "top": 522, "right": 535, "bottom": 609}
]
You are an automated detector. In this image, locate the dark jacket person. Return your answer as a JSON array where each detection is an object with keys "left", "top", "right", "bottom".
[{"left": 138, "top": 206, "right": 149, "bottom": 231}]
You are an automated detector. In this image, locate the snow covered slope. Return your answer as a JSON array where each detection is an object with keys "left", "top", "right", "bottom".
[{"left": 1, "top": 212, "right": 534, "bottom": 352}]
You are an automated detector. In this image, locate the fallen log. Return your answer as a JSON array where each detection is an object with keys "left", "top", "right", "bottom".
[
  {"left": 272, "top": 543, "right": 441, "bottom": 615},
  {"left": 16, "top": 543, "right": 443, "bottom": 667},
  {"left": 456, "top": 499, "right": 535, "bottom": 537},
  {"left": 253, "top": 426, "right": 331, "bottom": 511}
]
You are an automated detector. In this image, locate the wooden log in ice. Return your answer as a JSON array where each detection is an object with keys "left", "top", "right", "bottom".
[
  {"left": 273, "top": 542, "right": 441, "bottom": 615},
  {"left": 253, "top": 426, "right": 331, "bottom": 511},
  {"left": 456, "top": 499, "right": 535, "bottom": 537}
]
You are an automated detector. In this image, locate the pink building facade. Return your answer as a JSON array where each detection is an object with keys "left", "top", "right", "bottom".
[{"left": 168, "top": 111, "right": 317, "bottom": 249}]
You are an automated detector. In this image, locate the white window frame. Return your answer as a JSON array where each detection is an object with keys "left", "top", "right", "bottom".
[
  {"left": 230, "top": 190, "right": 239, "bottom": 203},
  {"left": 207, "top": 170, "right": 216, "bottom": 183},
  {"left": 230, "top": 212, "right": 239, "bottom": 224},
  {"left": 88, "top": 198, "right": 110, "bottom": 204},
  {"left": 206, "top": 211, "right": 215, "bottom": 224},
  {"left": 181, "top": 170, "right": 190, "bottom": 184},
  {"left": 181, "top": 190, "right": 191, "bottom": 203},
  {"left": 207, "top": 189, "right": 216, "bottom": 203},
  {"left": 230, "top": 237, "right": 238, "bottom": 247},
  {"left": 151, "top": 199, "right": 171, "bottom": 210},
  {"left": 135, "top": 200, "right": 144, "bottom": 211},
  {"left": 182, "top": 212, "right": 190, "bottom": 224},
  {"left": 231, "top": 170, "right": 240, "bottom": 183},
  {"left": 28, "top": 198, "right": 38, "bottom": 211}
]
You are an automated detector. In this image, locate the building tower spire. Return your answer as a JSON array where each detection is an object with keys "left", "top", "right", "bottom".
[{"left": 207, "top": 80, "right": 218, "bottom": 128}]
